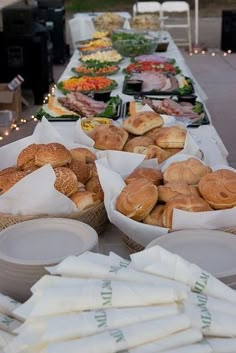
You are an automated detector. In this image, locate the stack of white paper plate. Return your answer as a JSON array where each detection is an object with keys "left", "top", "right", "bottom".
[
  {"left": 146, "top": 229, "right": 236, "bottom": 288},
  {"left": 0, "top": 218, "right": 98, "bottom": 302}
]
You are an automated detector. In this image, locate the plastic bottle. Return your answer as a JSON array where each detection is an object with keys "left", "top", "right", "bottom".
[{"left": 8, "top": 75, "right": 24, "bottom": 91}]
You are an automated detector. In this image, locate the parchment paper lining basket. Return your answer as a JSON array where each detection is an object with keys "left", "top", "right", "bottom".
[
  {"left": 122, "top": 227, "right": 236, "bottom": 253},
  {"left": 0, "top": 202, "right": 108, "bottom": 235}
]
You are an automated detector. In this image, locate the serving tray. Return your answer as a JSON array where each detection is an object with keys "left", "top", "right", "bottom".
[
  {"left": 122, "top": 74, "right": 194, "bottom": 96},
  {"left": 123, "top": 97, "right": 210, "bottom": 128}
]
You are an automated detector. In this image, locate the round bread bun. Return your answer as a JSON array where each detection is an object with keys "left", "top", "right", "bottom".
[
  {"left": 0, "top": 166, "right": 19, "bottom": 177},
  {"left": 144, "top": 127, "right": 162, "bottom": 140},
  {"left": 162, "top": 195, "right": 212, "bottom": 228},
  {"left": 122, "top": 111, "right": 164, "bottom": 135},
  {"left": 163, "top": 158, "right": 212, "bottom": 185},
  {"left": 125, "top": 167, "right": 163, "bottom": 187},
  {"left": 1, "top": 171, "right": 28, "bottom": 194},
  {"left": 143, "top": 204, "right": 165, "bottom": 227},
  {"left": 198, "top": 169, "right": 236, "bottom": 209},
  {"left": 54, "top": 167, "right": 78, "bottom": 197},
  {"left": 35, "top": 143, "right": 71, "bottom": 168},
  {"left": 116, "top": 178, "right": 158, "bottom": 221},
  {"left": 133, "top": 145, "right": 171, "bottom": 164},
  {"left": 155, "top": 126, "right": 187, "bottom": 149},
  {"left": 17, "top": 143, "right": 40, "bottom": 170},
  {"left": 70, "top": 190, "right": 100, "bottom": 210},
  {"left": 68, "top": 160, "right": 91, "bottom": 184},
  {"left": 123, "top": 136, "right": 154, "bottom": 153},
  {"left": 70, "top": 148, "right": 96, "bottom": 164},
  {"left": 86, "top": 176, "right": 104, "bottom": 202},
  {"left": 158, "top": 181, "right": 200, "bottom": 203}
]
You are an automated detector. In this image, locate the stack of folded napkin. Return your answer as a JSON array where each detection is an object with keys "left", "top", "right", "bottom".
[{"left": 4, "top": 246, "right": 236, "bottom": 353}]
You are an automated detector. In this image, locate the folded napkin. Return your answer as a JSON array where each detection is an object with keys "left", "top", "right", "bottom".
[
  {"left": 46, "top": 253, "right": 189, "bottom": 292},
  {"left": 0, "top": 294, "right": 21, "bottom": 320},
  {"left": 8, "top": 305, "right": 180, "bottom": 353},
  {"left": 0, "top": 330, "right": 14, "bottom": 348},
  {"left": 130, "top": 246, "right": 236, "bottom": 303},
  {"left": 184, "top": 302, "right": 236, "bottom": 337},
  {"left": 0, "top": 313, "right": 21, "bottom": 334},
  {"left": 122, "top": 328, "right": 202, "bottom": 353},
  {"left": 40, "top": 314, "right": 191, "bottom": 353},
  {"left": 206, "top": 337, "right": 236, "bottom": 352},
  {"left": 189, "top": 293, "right": 236, "bottom": 316},
  {"left": 157, "top": 343, "right": 212, "bottom": 353},
  {"left": 14, "top": 279, "right": 187, "bottom": 319}
]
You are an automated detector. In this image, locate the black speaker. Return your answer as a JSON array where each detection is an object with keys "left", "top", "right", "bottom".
[
  {"left": 37, "top": 0, "right": 64, "bottom": 8},
  {"left": 0, "top": 25, "right": 54, "bottom": 105},
  {"left": 37, "top": 6, "right": 66, "bottom": 63},
  {"left": 2, "top": 3, "right": 38, "bottom": 35},
  {"left": 221, "top": 10, "right": 236, "bottom": 52}
]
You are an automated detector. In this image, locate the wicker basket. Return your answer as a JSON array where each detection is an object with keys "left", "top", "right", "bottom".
[
  {"left": 122, "top": 227, "right": 236, "bottom": 254},
  {"left": 0, "top": 202, "right": 108, "bottom": 235}
]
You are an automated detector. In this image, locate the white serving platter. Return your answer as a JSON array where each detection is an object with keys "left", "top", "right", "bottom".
[
  {"left": 146, "top": 229, "right": 236, "bottom": 280},
  {"left": 0, "top": 218, "right": 98, "bottom": 265}
]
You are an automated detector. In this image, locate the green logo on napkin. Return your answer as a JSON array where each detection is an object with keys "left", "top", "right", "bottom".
[
  {"left": 110, "top": 329, "right": 125, "bottom": 343},
  {"left": 195, "top": 293, "right": 208, "bottom": 307},
  {"left": 94, "top": 309, "right": 108, "bottom": 328},
  {"left": 109, "top": 261, "right": 130, "bottom": 274},
  {"left": 194, "top": 272, "right": 210, "bottom": 293},
  {"left": 199, "top": 306, "right": 212, "bottom": 329},
  {"left": 101, "top": 280, "right": 113, "bottom": 306}
]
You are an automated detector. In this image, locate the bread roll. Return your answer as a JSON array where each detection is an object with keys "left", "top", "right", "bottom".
[
  {"left": 198, "top": 169, "right": 236, "bottom": 209},
  {"left": 90, "top": 125, "right": 128, "bottom": 150},
  {"left": 1, "top": 171, "right": 28, "bottom": 194},
  {"left": 35, "top": 143, "right": 72, "bottom": 167},
  {"left": 134, "top": 145, "right": 171, "bottom": 164},
  {"left": 70, "top": 148, "right": 96, "bottom": 163},
  {"left": 143, "top": 204, "right": 164, "bottom": 227},
  {"left": 155, "top": 126, "right": 187, "bottom": 149},
  {"left": 158, "top": 182, "right": 200, "bottom": 203},
  {"left": 162, "top": 195, "right": 212, "bottom": 228},
  {"left": 116, "top": 178, "right": 158, "bottom": 221},
  {"left": 17, "top": 143, "right": 40, "bottom": 170},
  {"left": 123, "top": 136, "right": 154, "bottom": 153},
  {"left": 0, "top": 166, "right": 19, "bottom": 177},
  {"left": 144, "top": 127, "right": 162, "bottom": 140},
  {"left": 163, "top": 158, "right": 212, "bottom": 185},
  {"left": 68, "top": 160, "right": 91, "bottom": 184},
  {"left": 70, "top": 191, "right": 100, "bottom": 210},
  {"left": 125, "top": 167, "right": 163, "bottom": 186},
  {"left": 54, "top": 167, "right": 78, "bottom": 197},
  {"left": 122, "top": 111, "right": 163, "bottom": 135},
  {"left": 86, "top": 176, "right": 104, "bottom": 202}
]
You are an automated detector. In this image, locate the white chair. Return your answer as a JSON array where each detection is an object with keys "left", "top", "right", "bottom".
[
  {"left": 133, "top": 1, "right": 161, "bottom": 16},
  {"left": 160, "top": 1, "right": 192, "bottom": 52}
]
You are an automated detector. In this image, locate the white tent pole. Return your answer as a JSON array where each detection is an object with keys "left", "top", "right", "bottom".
[{"left": 195, "top": 0, "right": 199, "bottom": 46}]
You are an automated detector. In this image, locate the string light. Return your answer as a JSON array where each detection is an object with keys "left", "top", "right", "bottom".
[
  {"left": 15, "top": 127, "right": 20, "bottom": 131},
  {"left": 4, "top": 131, "right": 9, "bottom": 136},
  {"left": 189, "top": 49, "right": 232, "bottom": 57},
  {"left": 0, "top": 137, "right": 3, "bottom": 141}
]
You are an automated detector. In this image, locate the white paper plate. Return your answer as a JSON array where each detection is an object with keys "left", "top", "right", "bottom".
[
  {"left": 0, "top": 218, "right": 98, "bottom": 265},
  {"left": 146, "top": 229, "right": 236, "bottom": 279}
]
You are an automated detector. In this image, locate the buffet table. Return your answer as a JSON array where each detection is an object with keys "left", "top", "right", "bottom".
[{"left": 48, "top": 31, "right": 230, "bottom": 258}]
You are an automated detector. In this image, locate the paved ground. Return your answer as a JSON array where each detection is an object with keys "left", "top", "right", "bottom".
[{"left": 1, "top": 14, "right": 235, "bottom": 168}]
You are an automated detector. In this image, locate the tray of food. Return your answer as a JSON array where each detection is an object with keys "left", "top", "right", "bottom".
[
  {"left": 123, "top": 60, "right": 181, "bottom": 75},
  {"left": 71, "top": 62, "right": 120, "bottom": 76},
  {"left": 36, "top": 94, "right": 123, "bottom": 121},
  {"left": 123, "top": 73, "right": 194, "bottom": 96},
  {"left": 123, "top": 97, "right": 210, "bottom": 127},
  {"left": 77, "top": 37, "right": 112, "bottom": 52},
  {"left": 57, "top": 76, "right": 118, "bottom": 95},
  {"left": 80, "top": 49, "right": 123, "bottom": 64}
]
